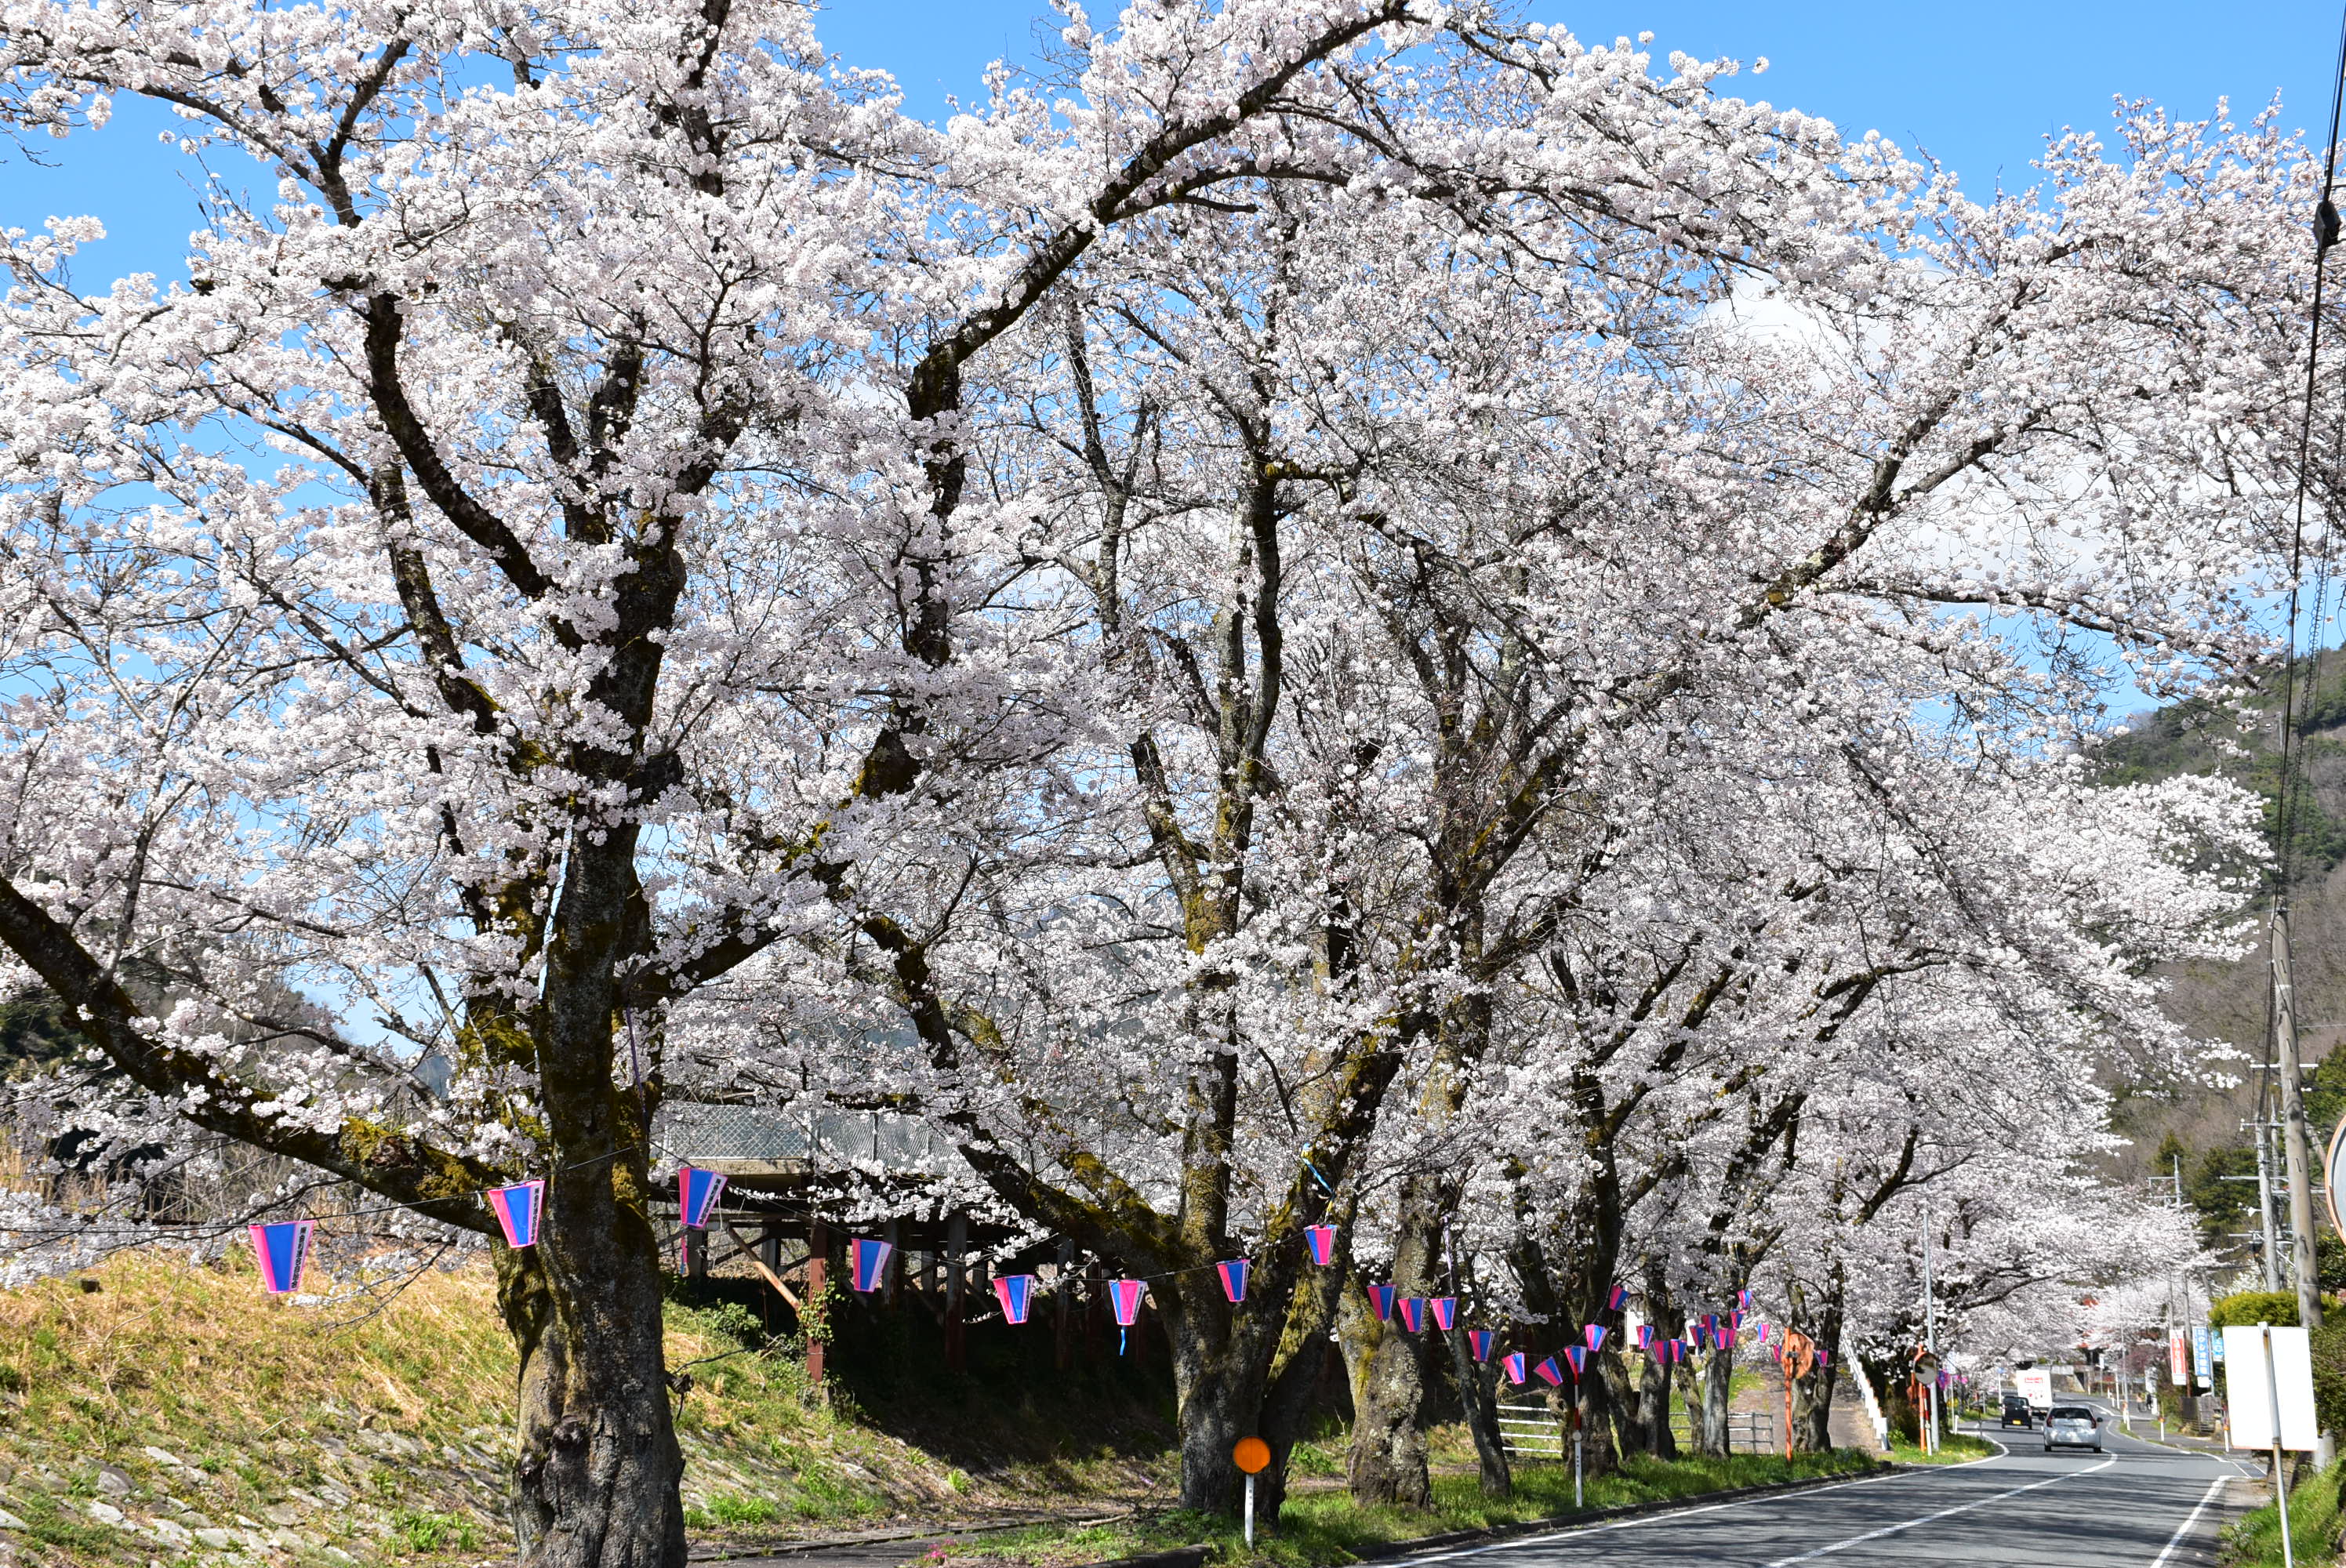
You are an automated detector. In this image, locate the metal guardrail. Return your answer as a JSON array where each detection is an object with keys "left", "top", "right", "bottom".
[
  {"left": 1498, "top": 1401, "right": 1564, "bottom": 1458},
  {"left": 1666, "top": 1410, "right": 1775, "bottom": 1452}
]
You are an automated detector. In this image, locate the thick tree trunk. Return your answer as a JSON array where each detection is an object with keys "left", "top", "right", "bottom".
[
  {"left": 1446, "top": 1327, "right": 1512, "bottom": 1497},
  {"left": 1638, "top": 1354, "right": 1677, "bottom": 1460},
  {"left": 1586, "top": 1352, "right": 1630, "bottom": 1475},
  {"left": 1697, "top": 1342, "right": 1733, "bottom": 1456},
  {"left": 1164, "top": 1289, "right": 1274, "bottom": 1515},
  {"left": 1790, "top": 1363, "right": 1838, "bottom": 1453},
  {"left": 1346, "top": 1178, "right": 1447, "bottom": 1508},
  {"left": 496, "top": 1171, "right": 683, "bottom": 1568}
]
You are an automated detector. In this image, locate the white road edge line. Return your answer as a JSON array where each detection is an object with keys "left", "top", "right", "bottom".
[
  {"left": 1759, "top": 1456, "right": 2117, "bottom": 1566},
  {"left": 2148, "top": 1473, "right": 2234, "bottom": 1568},
  {"left": 1404, "top": 1433, "right": 2014, "bottom": 1567}
]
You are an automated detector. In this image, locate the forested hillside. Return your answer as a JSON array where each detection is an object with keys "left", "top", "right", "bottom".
[{"left": 2090, "top": 650, "right": 2346, "bottom": 1279}]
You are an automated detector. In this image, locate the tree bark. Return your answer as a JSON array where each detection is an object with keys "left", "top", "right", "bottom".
[
  {"left": 1697, "top": 1340, "right": 1734, "bottom": 1456},
  {"left": 1446, "top": 1327, "right": 1513, "bottom": 1497},
  {"left": 496, "top": 1175, "right": 683, "bottom": 1568},
  {"left": 1346, "top": 1178, "right": 1447, "bottom": 1508},
  {"left": 1163, "top": 1290, "right": 1269, "bottom": 1515}
]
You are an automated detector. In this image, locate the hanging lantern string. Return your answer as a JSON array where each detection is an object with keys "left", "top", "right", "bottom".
[{"left": 0, "top": 1147, "right": 628, "bottom": 1243}]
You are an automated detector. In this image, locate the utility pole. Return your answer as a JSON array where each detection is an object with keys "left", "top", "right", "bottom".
[
  {"left": 2275, "top": 912, "right": 2324, "bottom": 1331},
  {"left": 1921, "top": 1210, "right": 1940, "bottom": 1454},
  {"left": 2253, "top": 1110, "right": 2285, "bottom": 1293}
]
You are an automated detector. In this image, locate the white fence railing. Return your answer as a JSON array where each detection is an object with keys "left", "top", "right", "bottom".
[{"left": 1497, "top": 1401, "right": 1564, "bottom": 1458}]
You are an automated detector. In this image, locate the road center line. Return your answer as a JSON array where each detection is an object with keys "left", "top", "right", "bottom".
[
  {"left": 2148, "top": 1474, "right": 2234, "bottom": 1567},
  {"left": 1760, "top": 1457, "right": 2116, "bottom": 1566}
]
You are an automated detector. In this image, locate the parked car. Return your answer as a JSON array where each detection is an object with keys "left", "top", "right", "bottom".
[
  {"left": 1999, "top": 1392, "right": 2035, "bottom": 1428},
  {"left": 2044, "top": 1406, "right": 2103, "bottom": 1453}
]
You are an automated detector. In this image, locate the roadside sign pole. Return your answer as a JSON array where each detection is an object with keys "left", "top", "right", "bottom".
[
  {"left": 1244, "top": 1474, "right": 1255, "bottom": 1549},
  {"left": 1571, "top": 1428, "right": 1583, "bottom": 1509},
  {"left": 1920, "top": 1211, "right": 1939, "bottom": 1455},
  {"left": 2264, "top": 1324, "right": 2296, "bottom": 1568},
  {"left": 1232, "top": 1437, "right": 1270, "bottom": 1550}
]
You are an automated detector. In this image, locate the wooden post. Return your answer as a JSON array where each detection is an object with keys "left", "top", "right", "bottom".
[
  {"left": 685, "top": 1224, "right": 708, "bottom": 1285},
  {"left": 944, "top": 1211, "right": 968, "bottom": 1374},
  {"left": 1084, "top": 1258, "right": 1105, "bottom": 1362},
  {"left": 884, "top": 1218, "right": 902, "bottom": 1308},
  {"left": 807, "top": 1219, "right": 828, "bottom": 1386},
  {"left": 1055, "top": 1239, "right": 1076, "bottom": 1371},
  {"left": 760, "top": 1225, "right": 782, "bottom": 1332}
]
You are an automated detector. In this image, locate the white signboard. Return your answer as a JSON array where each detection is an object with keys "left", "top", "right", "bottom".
[
  {"left": 2224, "top": 1326, "right": 2319, "bottom": 1452},
  {"left": 2012, "top": 1367, "right": 2052, "bottom": 1409}
]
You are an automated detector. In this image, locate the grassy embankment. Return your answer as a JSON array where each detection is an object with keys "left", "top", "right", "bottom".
[
  {"left": 2226, "top": 1455, "right": 2341, "bottom": 1566},
  {"left": 0, "top": 1250, "right": 1881, "bottom": 1568}
]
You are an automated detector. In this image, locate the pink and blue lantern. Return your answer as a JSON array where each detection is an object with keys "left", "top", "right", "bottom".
[
  {"left": 1217, "top": 1258, "right": 1250, "bottom": 1305},
  {"left": 1109, "top": 1277, "right": 1146, "bottom": 1353},
  {"left": 1817, "top": 1348, "right": 1832, "bottom": 1369},
  {"left": 1665, "top": 1338, "right": 1687, "bottom": 1365},
  {"left": 1367, "top": 1283, "right": 1396, "bottom": 1321},
  {"left": 1634, "top": 1323, "right": 1654, "bottom": 1349},
  {"left": 1502, "top": 1352, "right": 1528, "bottom": 1385},
  {"left": 677, "top": 1166, "right": 728, "bottom": 1229},
  {"left": 1583, "top": 1323, "right": 1608, "bottom": 1353},
  {"left": 249, "top": 1220, "right": 315, "bottom": 1295},
  {"left": 1563, "top": 1345, "right": 1587, "bottom": 1377},
  {"left": 850, "top": 1237, "right": 892, "bottom": 1293},
  {"left": 1533, "top": 1356, "right": 1563, "bottom": 1388},
  {"left": 1728, "top": 1309, "right": 1744, "bottom": 1334},
  {"left": 1305, "top": 1225, "right": 1337, "bottom": 1265},
  {"left": 1738, "top": 1288, "right": 1753, "bottom": 1311},
  {"left": 1398, "top": 1296, "right": 1426, "bottom": 1332},
  {"left": 488, "top": 1181, "right": 543, "bottom": 1249},
  {"left": 1468, "top": 1330, "right": 1494, "bottom": 1363},
  {"left": 1606, "top": 1283, "right": 1628, "bottom": 1312},
  {"left": 1430, "top": 1297, "right": 1457, "bottom": 1331},
  {"left": 993, "top": 1273, "right": 1037, "bottom": 1325}
]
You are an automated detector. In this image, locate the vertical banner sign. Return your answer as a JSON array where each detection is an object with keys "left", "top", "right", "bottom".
[
  {"left": 1584, "top": 1323, "right": 1609, "bottom": 1352},
  {"left": 992, "top": 1274, "right": 1036, "bottom": 1324},
  {"left": 1217, "top": 1258, "right": 1250, "bottom": 1305},
  {"left": 2191, "top": 1327, "right": 2213, "bottom": 1386},
  {"left": 249, "top": 1220, "right": 315, "bottom": 1295},
  {"left": 1398, "top": 1297, "right": 1427, "bottom": 1332},
  {"left": 1109, "top": 1277, "right": 1146, "bottom": 1354},
  {"left": 849, "top": 1237, "right": 892, "bottom": 1293},
  {"left": 1534, "top": 1356, "right": 1564, "bottom": 1387},
  {"left": 1563, "top": 1345, "right": 1587, "bottom": 1377},
  {"left": 1305, "top": 1225, "right": 1338, "bottom": 1265},
  {"left": 2169, "top": 1330, "right": 2189, "bottom": 1386},
  {"left": 1502, "top": 1352, "right": 1528, "bottom": 1385},
  {"left": 488, "top": 1181, "right": 543, "bottom": 1249},
  {"left": 1430, "top": 1297, "right": 1458, "bottom": 1330},
  {"left": 1468, "top": 1329, "right": 1495, "bottom": 1362},
  {"left": 1368, "top": 1283, "right": 1397, "bottom": 1321},
  {"left": 1607, "top": 1283, "right": 1629, "bottom": 1312}
]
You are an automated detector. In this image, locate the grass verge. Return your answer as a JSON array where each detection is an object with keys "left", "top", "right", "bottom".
[
  {"left": 2225, "top": 1455, "right": 2339, "bottom": 1567},
  {"left": 1884, "top": 1432, "right": 1995, "bottom": 1465},
  {"left": 922, "top": 1449, "right": 1881, "bottom": 1568}
]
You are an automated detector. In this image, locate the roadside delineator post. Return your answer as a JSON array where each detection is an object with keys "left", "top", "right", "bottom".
[{"left": 1233, "top": 1436, "right": 1271, "bottom": 1548}]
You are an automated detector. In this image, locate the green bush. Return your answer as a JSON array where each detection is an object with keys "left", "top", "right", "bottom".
[{"left": 2210, "top": 1292, "right": 2301, "bottom": 1329}]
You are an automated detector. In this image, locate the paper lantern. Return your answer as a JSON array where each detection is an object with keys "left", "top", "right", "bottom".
[
  {"left": 1606, "top": 1283, "right": 1629, "bottom": 1312},
  {"left": 677, "top": 1166, "right": 728, "bottom": 1229},
  {"left": 1468, "top": 1329, "right": 1494, "bottom": 1362},
  {"left": 993, "top": 1274, "right": 1037, "bottom": 1324},
  {"left": 1217, "top": 1258, "right": 1250, "bottom": 1304},
  {"left": 1738, "top": 1288, "right": 1753, "bottom": 1311},
  {"left": 1564, "top": 1345, "right": 1587, "bottom": 1377},
  {"left": 1634, "top": 1323, "right": 1654, "bottom": 1349},
  {"left": 1429, "top": 1297, "right": 1457, "bottom": 1331},
  {"left": 1584, "top": 1323, "right": 1609, "bottom": 1353},
  {"left": 249, "top": 1220, "right": 314, "bottom": 1295},
  {"left": 1728, "top": 1309, "right": 1745, "bottom": 1334},
  {"left": 850, "top": 1237, "right": 892, "bottom": 1293},
  {"left": 1666, "top": 1338, "right": 1687, "bottom": 1365},
  {"left": 1306, "top": 1225, "right": 1337, "bottom": 1265},
  {"left": 1533, "top": 1356, "right": 1563, "bottom": 1387},
  {"left": 1109, "top": 1277, "right": 1146, "bottom": 1354},
  {"left": 1367, "top": 1283, "right": 1396, "bottom": 1321},
  {"left": 487, "top": 1181, "right": 543, "bottom": 1249},
  {"left": 1502, "top": 1352, "right": 1528, "bottom": 1385},
  {"left": 1398, "top": 1296, "right": 1426, "bottom": 1332},
  {"left": 1818, "top": 1348, "right": 1832, "bottom": 1368}
]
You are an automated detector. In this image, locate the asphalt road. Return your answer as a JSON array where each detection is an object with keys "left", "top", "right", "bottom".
[{"left": 1405, "top": 1407, "right": 2262, "bottom": 1568}]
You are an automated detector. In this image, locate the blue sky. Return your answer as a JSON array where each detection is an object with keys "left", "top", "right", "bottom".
[{"left": 3, "top": 2, "right": 2336, "bottom": 287}]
